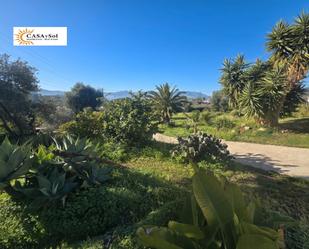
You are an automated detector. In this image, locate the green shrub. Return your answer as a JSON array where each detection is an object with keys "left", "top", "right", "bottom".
[
  {"left": 96, "top": 142, "right": 130, "bottom": 162},
  {"left": 200, "top": 110, "right": 213, "bottom": 124},
  {"left": 172, "top": 132, "right": 231, "bottom": 164},
  {"left": 61, "top": 97, "right": 158, "bottom": 146},
  {"left": 230, "top": 109, "right": 242, "bottom": 117},
  {"left": 214, "top": 117, "right": 235, "bottom": 130},
  {"left": 61, "top": 199, "right": 185, "bottom": 249},
  {"left": 0, "top": 194, "right": 45, "bottom": 249},
  {"left": 101, "top": 98, "right": 158, "bottom": 146},
  {"left": 59, "top": 110, "right": 104, "bottom": 139},
  {"left": 293, "top": 103, "right": 309, "bottom": 118},
  {"left": 190, "top": 110, "right": 200, "bottom": 123}
]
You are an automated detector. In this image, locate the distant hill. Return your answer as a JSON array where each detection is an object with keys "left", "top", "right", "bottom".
[
  {"left": 38, "top": 89, "right": 210, "bottom": 100},
  {"left": 106, "top": 91, "right": 131, "bottom": 100},
  {"left": 38, "top": 89, "right": 65, "bottom": 96},
  {"left": 184, "top": 91, "right": 209, "bottom": 100}
]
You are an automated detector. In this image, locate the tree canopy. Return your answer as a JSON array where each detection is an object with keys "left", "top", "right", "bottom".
[
  {"left": 220, "top": 12, "right": 308, "bottom": 126},
  {"left": 148, "top": 83, "right": 187, "bottom": 124},
  {"left": 0, "top": 54, "right": 39, "bottom": 138},
  {"left": 65, "top": 83, "right": 104, "bottom": 113}
]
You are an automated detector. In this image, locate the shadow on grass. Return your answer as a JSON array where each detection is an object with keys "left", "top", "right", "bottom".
[
  {"left": 228, "top": 162, "right": 309, "bottom": 220},
  {"left": 14, "top": 161, "right": 188, "bottom": 248},
  {"left": 279, "top": 117, "right": 309, "bottom": 133}
]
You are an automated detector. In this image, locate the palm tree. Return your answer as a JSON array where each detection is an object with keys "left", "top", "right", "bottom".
[{"left": 148, "top": 83, "right": 187, "bottom": 124}]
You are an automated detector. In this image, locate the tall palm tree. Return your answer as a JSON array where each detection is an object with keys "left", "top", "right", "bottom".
[{"left": 148, "top": 83, "right": 187, "bottom": 124}]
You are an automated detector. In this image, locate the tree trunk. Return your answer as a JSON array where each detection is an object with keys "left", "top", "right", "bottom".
[
  {"left": 265, "top": 112, "right": 280, "bottom": 127},
  {"left": 162, "top": 112, "right": 171, "bottom": 125},
  {"left": 263, "top": 95, "right": 286, "bottom": 128}
]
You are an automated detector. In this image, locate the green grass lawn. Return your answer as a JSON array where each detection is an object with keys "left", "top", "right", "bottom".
[
  {"left": 160, "top": 112, "right": 309, "bottom": 148},
  {"left": 65, "top": 142, "right": 309, "bottom": 248}
]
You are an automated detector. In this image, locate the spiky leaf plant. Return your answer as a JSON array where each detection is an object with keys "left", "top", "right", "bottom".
[
  {"left": 0, "top": 137, "right": 32, "bottom": 190},
  {"left": 16, "top": 167, "right": 77, "bottom": 208}
]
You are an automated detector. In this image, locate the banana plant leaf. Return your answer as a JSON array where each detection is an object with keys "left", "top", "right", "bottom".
[
  {"left": 137, "top": 226, "right": 186, "bottom": 249},
  {"left": 192, "top": 170, "right": 236, "bottom": 248},
  {"left": 168, "top": 221, "right": 204, "bottom": 239},
  {"left": 236, "top": 234, "right": 279, "bottom": 249}
]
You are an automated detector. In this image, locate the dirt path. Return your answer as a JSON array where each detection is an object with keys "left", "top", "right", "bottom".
[{"left": 153, "top": 133, "right": 309, "bottom": 179}]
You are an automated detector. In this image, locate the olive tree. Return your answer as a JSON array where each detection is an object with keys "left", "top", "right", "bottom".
[{"left": 0, "top": 54, "right": 39, "bottom": 138}]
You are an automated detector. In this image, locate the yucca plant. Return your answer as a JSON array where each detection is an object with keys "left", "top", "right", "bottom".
[
  {"left": 220, "top": 55, "right": 249, "bottom": 108},
  {"left": 266, "top": 12, "right": 309, "bottom": 87},
  {"left": 137, "top": 170, "right": 290, "bottom": 249},
  {"left": 0, "top": 137, "right": 32, "bottom": 194}
]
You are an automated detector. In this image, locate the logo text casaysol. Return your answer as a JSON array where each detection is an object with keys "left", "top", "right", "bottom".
[{"left": 13, "top": 27, "right": 67, "bottom": 46}]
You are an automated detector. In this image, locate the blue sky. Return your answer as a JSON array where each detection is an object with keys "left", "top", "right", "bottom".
[{"left": 0, "top": 0, "right": 308, "bottom": 94}]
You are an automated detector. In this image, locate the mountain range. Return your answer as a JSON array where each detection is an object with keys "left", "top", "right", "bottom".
[{"left": 38, "top": 89, "right": 210, "bottom": 100}]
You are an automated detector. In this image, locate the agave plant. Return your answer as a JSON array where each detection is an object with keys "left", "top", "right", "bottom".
[
  {"left": 16, "top": 167, "right": 77, "bottom": 208},
  {"left": 79, "top": 164, "right": 111, "bottom": 187},
  {"left": 52, "top": 136, "right": 111, "bottom": 187},
  {"left": 53, "top": 135, "right": 95, "bottom": 156},
  {"left": 0, "top": 137, "right": 32, "bottom": 191},
  {"left": 137, "top": 170, "right": 290, "bottom": 249},
  {"left": 52, "top": 135, "right": 98, "bottom": 169}
]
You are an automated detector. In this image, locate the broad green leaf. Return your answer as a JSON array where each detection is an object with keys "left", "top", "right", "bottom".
[
  {"left": 246, "top": 201, "right": 256, "bottom": 224},
  {"left": 0, "top": 138, "right": 13, "bottom": 158},
  {"left": 224, "top": 182, "right": 249, "bottom": 222},
  {"left": 0, "top": 159, "right": 10, "bottom": 179},
  {"left": 9, "top": 160, "right": 31, "bottom": 179},
  {"left": 0, "top": 182, "right": 7, "bottom": 189},
  {"left": 193, "top": 170, "right": 234, "bottom": 227},
  {"left": 37, "top": 176, "right": 52, "bottom": 190},
  {"left": 240, "top": 221, "right": 279, "bottom": 241},
  {"left": 137, "top": 227, "right": 183, "bottom": 249},
  {"left": 236, "top": 234, "right": 279, "bottom": 249},
  {"left": 168, "top": 221, "right": 204, "bottom": 239},
  {"left": 192, "top": 170, "right": 235, "bottom": 247}
]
